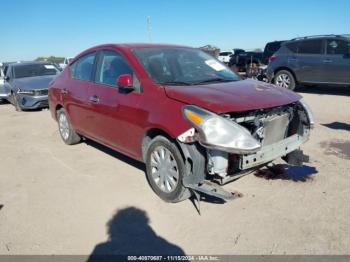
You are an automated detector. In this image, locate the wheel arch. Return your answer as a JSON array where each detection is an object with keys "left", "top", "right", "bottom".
[
  {"left": 141, "top": 128, "right": 176, "bottom": 162},
  {"left": 54, "top": 104, "right": 64, "bottom": 120},
  {"left": 141, "top": 127, "right": 206, "bottom": 186}
]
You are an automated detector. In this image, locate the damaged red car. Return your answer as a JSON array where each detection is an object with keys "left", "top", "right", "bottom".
[{"left": 48, "top": 44, "right": 314, "bottom": 203}]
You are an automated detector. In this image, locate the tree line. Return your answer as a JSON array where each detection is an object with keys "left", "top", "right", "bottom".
[{"left": 35, "top": 56, "right": 65, "bottom": 64}]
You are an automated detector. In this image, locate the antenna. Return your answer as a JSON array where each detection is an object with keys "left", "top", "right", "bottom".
[{"left": 147, "top": 16, "right": 153, "bottom": 43}]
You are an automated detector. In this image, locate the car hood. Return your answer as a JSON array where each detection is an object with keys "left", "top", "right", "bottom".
[
  {"left": 12, "top": 75, "right": 57, "bottom": 90},
  {"left": 164, "top": 79, "right": 301, "bottom": 113}
]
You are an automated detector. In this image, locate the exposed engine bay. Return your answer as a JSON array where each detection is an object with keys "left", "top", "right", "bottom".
[
  {"left": 207, "top": 102, "right": 311, "bottom": 180},
  {"left": 178, "top": 100, "right": 313, "bottom": 188}
]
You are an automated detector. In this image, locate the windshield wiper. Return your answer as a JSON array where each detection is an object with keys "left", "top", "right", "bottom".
[
  {"left": 158, "top": 81, "right": 193, "bottom": 86},
  {"left": 194, "top": 78, "right": 236, "bottom": 85}
]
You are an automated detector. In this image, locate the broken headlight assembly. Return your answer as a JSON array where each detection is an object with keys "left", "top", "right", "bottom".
[
  {"left": 299, "top": 98, "right": 315, "bottom": 128},
  {"left": 182, "top": 105, "right": 261, "bottom": 154}
]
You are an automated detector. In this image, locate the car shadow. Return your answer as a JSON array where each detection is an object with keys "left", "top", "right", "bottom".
[
  {"left": 297, "top": 85, "right": 350, "bottom": 96},
  {"left": 255, "top": 164, "right": 318, "bottom": 182},
  {"left": 87, "top": 207, "right": 188, "bottom": 261},
  {"left": 85, "top": 139, "right": 227, "bottom": 209},
  {"left": 322, "top": 122, "right": 350, "bottom": 131},
  {"left": 84, "top": 139, "right": 146, "bottom": 172},
  {"left": 0, "top": 100, "right": 10, "bottom": 105}
]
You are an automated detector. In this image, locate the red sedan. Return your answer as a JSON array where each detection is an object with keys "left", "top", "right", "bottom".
[{"left": 48, "top": 44, "right": 314, "bottom": 203}]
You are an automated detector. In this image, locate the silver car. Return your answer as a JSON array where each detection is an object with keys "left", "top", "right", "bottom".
[{"left": 0, "top": 61, "right": 60, "bottom": 111}]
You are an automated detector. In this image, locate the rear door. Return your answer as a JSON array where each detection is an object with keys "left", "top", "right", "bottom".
[
  {"left": 88, "top": 49, "right": 143, "bottom": 157},
  {"left": 295, "top": 39, "right": 325, "bottom": 83},
  {"left": 64, "top": 52, "right": 97, "bottom": 136},
  {"left": 324, "top": 38, "right": 350, "bottom": 84}
]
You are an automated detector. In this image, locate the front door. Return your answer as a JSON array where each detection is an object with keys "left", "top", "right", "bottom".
[
  {"left": 323, "top": 38, "right": 350, "bottom": 84},
  {"left": 88, "top": 49, "right": 143, "bottom": 157}
]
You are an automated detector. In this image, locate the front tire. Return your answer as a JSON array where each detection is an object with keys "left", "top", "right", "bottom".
[
  {"left": 145, "top": 136, "right": 191, "bottom": 203},
  {"left": 57, "top": 108, "right": 81, "bottom": 145},
  {"left": 274, "top": 70, "right": 296, "bottom": 90}
]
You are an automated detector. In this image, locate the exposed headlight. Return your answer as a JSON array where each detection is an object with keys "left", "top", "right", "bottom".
[
  {"left": 182, "top": 105, "right": 261, "bottom": 154},
  {"left": 17, "top": 88, "right": 35, "bottom": 95},
  {"left": 299, "top": 98, "right": 315, "bottom": 128}
]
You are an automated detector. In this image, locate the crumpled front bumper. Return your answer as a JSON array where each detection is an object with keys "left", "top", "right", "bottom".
[{"left": 239, "top": 131, "right": 309, "bottom": 170}]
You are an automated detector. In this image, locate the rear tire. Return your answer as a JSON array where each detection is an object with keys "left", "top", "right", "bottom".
[
  {"left": 274, "top": 70, "right": 296, "bottom": 90},
  {"left": 145, "top": 136, "right": 191, "bottom": 203},
  {"left": 57, "top": 108, "right": 81, "bottom": 145}
]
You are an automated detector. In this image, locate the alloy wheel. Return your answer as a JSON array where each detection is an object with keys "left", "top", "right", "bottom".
[{"left": 275, "top": 73, "right": 291, "bottom": 88}]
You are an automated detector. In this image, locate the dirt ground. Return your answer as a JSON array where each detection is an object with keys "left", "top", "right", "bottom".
[{"left": 0, "top": 85, "right": 349, "bottom": 256}]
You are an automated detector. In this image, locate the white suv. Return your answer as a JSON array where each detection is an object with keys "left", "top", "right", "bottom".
[
  {"left": 218, "top": 51, "right": 233, "bottom": 64},
  {"left": 59, "top": 57, "right": 74, "bottom": 69}
]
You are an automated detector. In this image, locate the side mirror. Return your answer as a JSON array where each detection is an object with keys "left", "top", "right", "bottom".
[{"left": 116, "top": 74, "right": 134, "bottom": 90}]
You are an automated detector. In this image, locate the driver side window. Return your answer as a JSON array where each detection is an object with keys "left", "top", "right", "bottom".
[
  {"left": 96, "top": 50, "right": 133, "bottom": 87},
  {"left": 326, "top": 39, "right": 349, "bottom": 55}
]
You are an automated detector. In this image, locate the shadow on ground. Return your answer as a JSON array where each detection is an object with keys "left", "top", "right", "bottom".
[
  {"left": 322, "top": 122, "right": 350, "bottom": 131},
  {"left": 320, "top": 140, "right": 350, "bottom": 160},
  {"left": 85, "top": 139, "right": 228, "bottom": 208},
  {"left": 297, "top": 85, "right": 350, "bottom": 97},
  {"left": 88, "top": 207, "right": 187, "bottom": 261},
  {"left": 84, "top": 139, "right": 146, "bottom": 172},
  {"left": 255, "top": 164, "right": 318, "bottom": 182}
]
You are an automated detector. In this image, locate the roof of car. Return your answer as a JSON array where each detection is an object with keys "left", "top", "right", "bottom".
[
  {"left": 93, "top": 43, "right": 192, "bottom": 50},
  {"left": 290, "top": 34, "right": 350, "bottom": 41},
  {"left": 10, "top": 61, "right": 54, "bottom": 67}
]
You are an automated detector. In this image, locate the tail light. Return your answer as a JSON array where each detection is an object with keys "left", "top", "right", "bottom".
[{"left": 268, "top": 55, "right": 277, "bottom": 64}]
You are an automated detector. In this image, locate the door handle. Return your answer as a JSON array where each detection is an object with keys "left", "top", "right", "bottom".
[
  {"left": 89, "top": 95, "right": 100, "bottom": 103},
  {"left": 61, "top": 88, "right": 68, "bottom": 95},
  {"left": 323, "top": 59, "right": 333, "bottom": 63}
]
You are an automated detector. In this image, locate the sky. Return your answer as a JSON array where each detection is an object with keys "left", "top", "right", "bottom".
[{"left": 1, "top": 0, "right": 349, "bottom": 61}]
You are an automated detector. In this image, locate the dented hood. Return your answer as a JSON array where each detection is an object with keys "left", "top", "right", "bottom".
[{"left": 164, "top": 79, "right": 301, "bottom": 113}]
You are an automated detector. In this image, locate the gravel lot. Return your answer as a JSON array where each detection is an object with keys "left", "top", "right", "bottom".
[{"left": 0, "top": 85, "right": 349, "bottom": 256}]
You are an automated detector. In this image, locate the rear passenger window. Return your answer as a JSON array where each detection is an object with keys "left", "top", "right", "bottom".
[
  {"left": 96, "top": 50, "right": 133, "bottom": 87},
  {"left": 326, "top": 40, "right": 349, "bottom": 55},
  {"left": 266, "top": 42, "right": 281, "bottom": 52},
  {"left": 70, "top": 52, "right": 96, "bottom": 81},
  {"left": 285, "top": 42, "right": 299, "bottom": 53},
  {"left": 298, "top": 40, "right": 323, "bottom": 54}
]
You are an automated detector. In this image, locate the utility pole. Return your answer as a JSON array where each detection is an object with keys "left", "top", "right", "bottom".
[{"left": 147, "top": 16, "right": 153, "bottom": 43}]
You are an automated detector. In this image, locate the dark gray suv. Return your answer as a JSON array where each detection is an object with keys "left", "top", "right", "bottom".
[{"left": 266, "top": 35, "right": 350, "bottom": 90}]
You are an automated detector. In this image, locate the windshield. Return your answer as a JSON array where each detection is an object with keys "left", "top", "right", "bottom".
[
  {"left": 132, "top": 48, "right": 240, "bottom": 85},
  {"left": 13, "top": 64, "right": 59, "bottom": 78}
]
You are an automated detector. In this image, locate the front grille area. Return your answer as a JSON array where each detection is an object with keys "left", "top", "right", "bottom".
[
  {"left": 34, "top": 89, "right": 48, "bottom": 96},
  {"left": 223, "top": 103, "right": 297, "bottom": 146}
]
